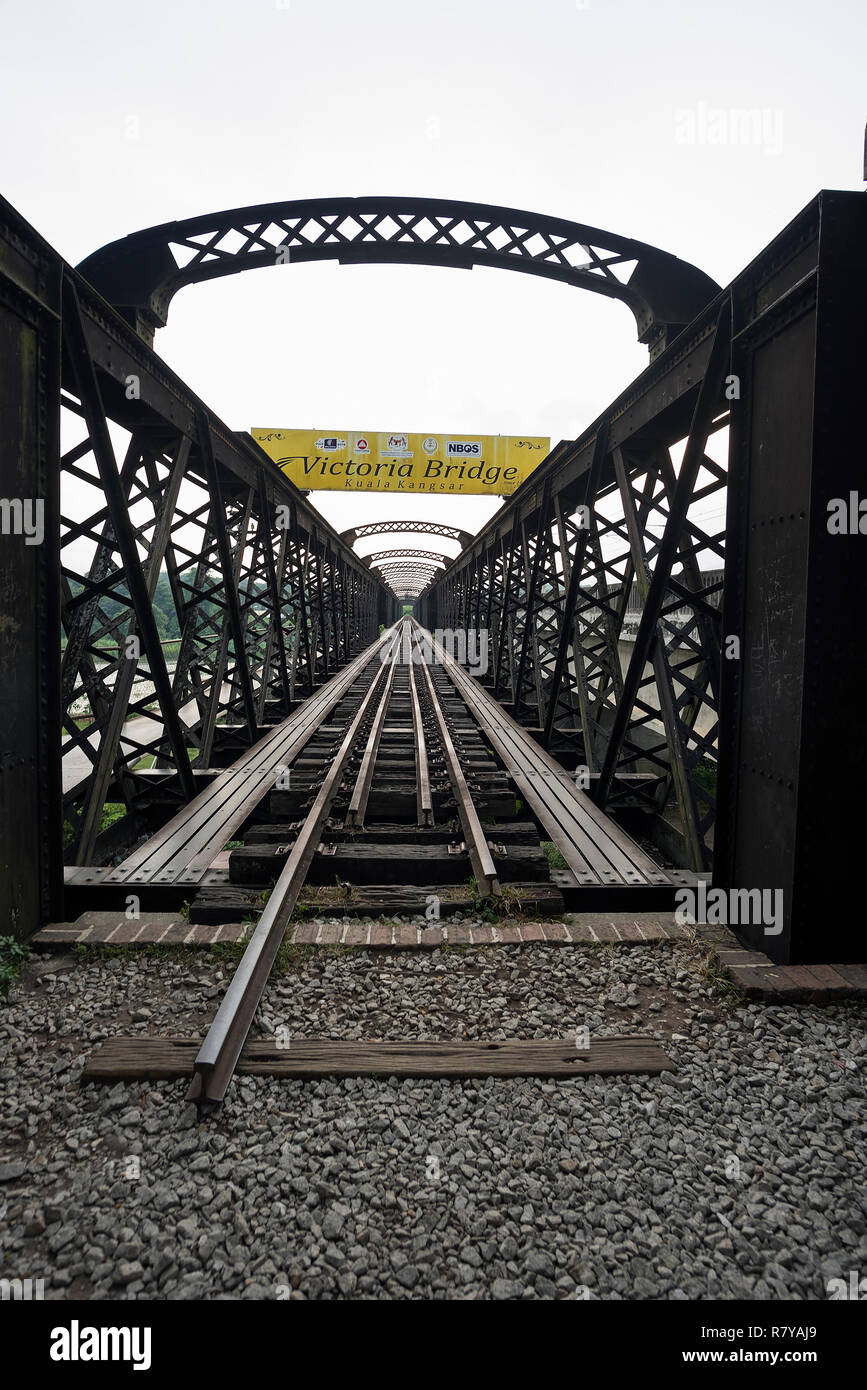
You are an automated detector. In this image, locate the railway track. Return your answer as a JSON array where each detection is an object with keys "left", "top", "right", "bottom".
[
  {"left": 186, "top": 618, "right": 514, "bottom": 1108},
  {"left": 168, "top": 618, "right": 675, "bottom": 1109},
  {"left": 71, "top": 618, "right": 688, "bottom": 1107}
]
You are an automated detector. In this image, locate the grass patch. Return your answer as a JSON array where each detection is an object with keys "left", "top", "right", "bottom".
[
  {"left": 67, "top": 939, "right": 327, "bottom": 976},
  {"left": 0, "top": 936, "right": 31, "bottom": 998},
  {"left": 99, "top": 803, "right": 128, "bottom": 833},
  {"left": 465, "top": 878, "right": 525, "bottom": 922},
  {"left": 691, "top": 757, "right": 717, "bottom": 817},
  {"left": 684, "top": 927, "right": 747, "bottom": 1009},
  {"left": 541, "top": 840, "right": 568, "bottom": 871}
]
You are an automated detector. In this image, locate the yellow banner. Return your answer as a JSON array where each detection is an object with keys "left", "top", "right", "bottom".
[{"left": 251, "top": 429, "right": 550, "bottom": 495}]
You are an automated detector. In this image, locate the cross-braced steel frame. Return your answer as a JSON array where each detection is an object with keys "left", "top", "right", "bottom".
[
  {"left": 422, "top": 317, "right": 731, "bottom": 879},
  {"left": 2, "top": 190, "right": 864, "bottom": 965},
  {"left": 0, "top": 194, "right": 386, "bottom": 919},
  {"left": 420, "top": 192, "right": 867, "bottom": 963}
]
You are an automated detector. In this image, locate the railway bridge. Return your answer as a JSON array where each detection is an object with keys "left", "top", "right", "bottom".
[{"left": 1, "top": 188, "right": 865, "bottom": 1103}]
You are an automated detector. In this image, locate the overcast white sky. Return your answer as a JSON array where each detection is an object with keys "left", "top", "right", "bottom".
[{"left": 2, "top": 0, "right": 864, "bottom": 553}]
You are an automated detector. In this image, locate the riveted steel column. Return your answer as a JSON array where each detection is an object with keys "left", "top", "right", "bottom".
[
  {"left": 0, "top": 207, "right": 63, "bottom": 935},
  {"left": 717, "top": 191, "right": 867, "bottom": 964}
]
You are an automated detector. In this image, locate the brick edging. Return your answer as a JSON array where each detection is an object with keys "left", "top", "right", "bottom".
[
  {"left": 701, "top": 929, "right": 867, "bottom": 1002},
  {"left": 287, "top": 919, "right": 689, "bottom": 947},
  {"left": 33, "top": 916, "right": 690, "bottom": 948}
]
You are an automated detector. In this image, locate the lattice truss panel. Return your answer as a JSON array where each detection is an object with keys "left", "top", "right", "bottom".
[
  {"left": 59, "top": 397, "right": 194, "bottom": 863},
  {"left": 345, "top": 520, "right": 470, "bottom": 544},
  {"left": 164, "top": 209, "right": 640, "bottom": 293},
  {"left": 429, "top": 306, "right": 731, "bottom": 871},
  {"left": 58, "top": 288, "right": 378, "bottom": 866}
]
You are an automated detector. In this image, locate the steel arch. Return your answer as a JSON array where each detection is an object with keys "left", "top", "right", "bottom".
[
  {"left": 377, "top": 565, "right": 438, "bottom": 589},
  {"left": 76, "top": 196, "right": 722, "bottom": 356},
  {"left": 378, "top": 568, "right": 439, "bottom": 585},
  {"left": 365, "top": 549, "right": 450, "bottom": 568},
  {"left": 343, "top": 520, "right": 473, "bottom": 547},
  {"left": 375, "top": 560, "right": 441, "bottom": 576}
]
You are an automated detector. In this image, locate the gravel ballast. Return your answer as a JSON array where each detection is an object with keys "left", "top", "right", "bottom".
[{"left": 0, "top": 937, "right": 864, "bottom": 1301}]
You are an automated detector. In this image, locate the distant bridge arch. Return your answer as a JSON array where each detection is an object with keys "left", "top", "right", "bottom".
[
  {"left": 377, "top": 566, "right": 439, "bottom": 584},
  {"left": 366, "top": 549, "right": 449, "bottom": 569},
  {"left": 377, "top": 564, "right": 439, "bottom": 591},
  {"left": 344, "top": 520, "right": 472, "bottom": 548}
]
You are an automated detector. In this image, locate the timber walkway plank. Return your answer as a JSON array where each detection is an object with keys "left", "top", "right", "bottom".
[
  {"left": 425, "top": 626, "right": 675, "bottom": 893},
  {"left": 70, "top": 639, "right": 386, "bottom": 890}
]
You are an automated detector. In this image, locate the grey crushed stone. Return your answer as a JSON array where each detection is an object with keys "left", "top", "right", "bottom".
[{"left": 0, "top": 937, "right": 864, "bottom": 1300}]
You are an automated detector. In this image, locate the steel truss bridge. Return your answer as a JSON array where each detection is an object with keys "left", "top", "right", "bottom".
[{"left": 1, "top": 189, "right": 864, "bottom": 967}]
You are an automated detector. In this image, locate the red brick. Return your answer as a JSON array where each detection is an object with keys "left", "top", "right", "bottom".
[
  {"left": 660, "top": 921, "right": 689, "bottom": 940},
  {"left": 369, "top": 924, "right": 394, "bottom": 947},
  {"left": 727, "top": 965, "right": 805, "bottom": 999},
  {"left": 208, "top": 925, "right": 244, "bottom": 943},
  {"left": 614, "top": 922, "right": 644, "bottom": 943},
  {"left": 394, "top": 924, "right": 418, "bottom": 947},
  {"left": 131, "top": 922, "right": 171, "bottom": 945},
  {"left": 635, "top": 922, "right": 666, "bottom": 941},
  {"left": 291, "top": 923, "right": 320, "bottom": 944},
  {"left": 783, "top": 965, "right": 825, "bottom": 996},
  {"left": 520, "top": 923, "right": 545, "bottom": 942},
  {"left": 33, "top": 927, "right": 81, "bottom": 943},
  {"left": 717, "top": 947, "right": 771, "bottom": 967},
  {"left": 420, "top": 927, "right": 443, "bottom": 947},
  {"left": 158, "top": 923, "right": 195, "bottom": 944},
  {"left": 540, "top": 923, "right": 568, "bottom": 943},
  {"left": 447, "top": 924, "right": 472, "bottom": 945},
  {"left": 589, "top": 923, "right": 619, "bottom": 943},
  {"left": 828, "top": 963, "right": 867, "bottom": 994},
  {"left": 343, "top": 924, "right": 370, "bottom": 946},
  {"left": 469, "top": 926, "right": 496, "bottom": 945},
  {"left": 495, "top": 926, "right": 522, "bottom": 944},
  {"left": 318, "top": 923, "right": 342, "bottom": 944},
  {"left": 564, "top": 921, "right": 595, "bottom": 943},
  {"left": 98, "top": 921, "right": 135, "bottom": 943},
  {"left": 799, "top": 964, "right": 852, "bottom": 996}
]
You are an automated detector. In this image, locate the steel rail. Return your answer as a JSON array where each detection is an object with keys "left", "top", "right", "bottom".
[
  {"left": 410, "top": 627, "right": 500, "bottom": 898},
  {"left": 407, "top": 645, "right": 434, "bottom": 827},
  {"left": 344, "top": 627, "right": 401, "bottom": 828},
  {"left": 187, "top": 628, "right": 403, "bottom": 1110},
  {"left": 417, "top": 621, "right": 669, "bottom": 887}
]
